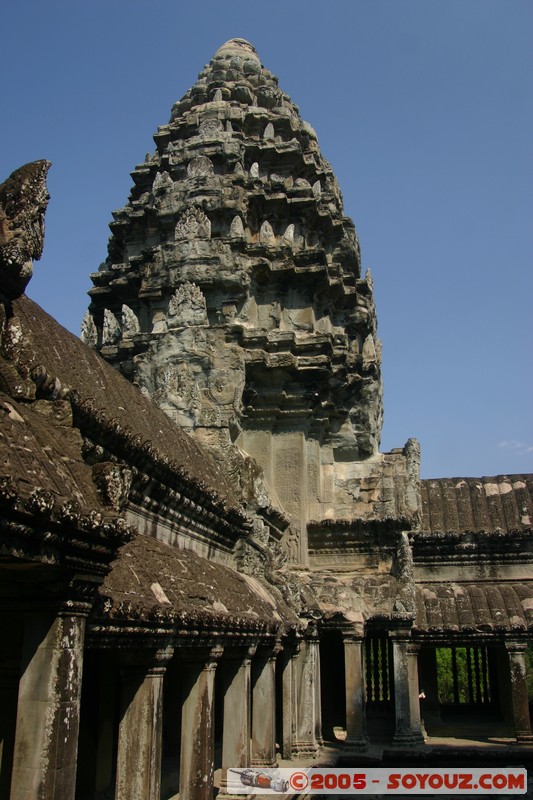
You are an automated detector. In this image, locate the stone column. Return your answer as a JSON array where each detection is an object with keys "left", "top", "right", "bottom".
[
  {"left": 179, "top": 645, "right": 223, "bottom": 800},
  {"left": 115, "top": 647, "right": 173, "bottom": 800},
  {"left": 251, "top": 644, "right": 280, "bottom": 767},
  {"left": 314, "top": 637, "right": 323, "bottom": 747},
  {"left": 391, "top": 632, "right": 424, "bottom": 747},
  {"left": 342, "top": 623, "right": 368, "bottom": 753},
  {"left": 292, "top": 628, "right": 321, "bottom": 758},
  {"left": 280, "top": 641, "right": 297, "bottom": 760},
  {"left": 219, "top": 645, "right": 254, "bottom": 797},
  {"left": 9, "top": 609, "right": 87, "bottom": 800},
  {"left": 505, "top": 641, "right": 533, "bottom": 743}
]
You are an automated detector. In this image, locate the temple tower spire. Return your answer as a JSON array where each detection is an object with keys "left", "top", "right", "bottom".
[{"left": 86, "top": 38, "right": 385, "bottom": 561}]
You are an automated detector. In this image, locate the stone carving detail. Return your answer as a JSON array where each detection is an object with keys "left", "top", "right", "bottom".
[
  {"left": 80, "top": 311, "right": 98, "bottom": 348},
  {"left": 207, "top": 369, "right": 236, "bottom": 406},
  {"left": 187, "top": 156, "right": 214, "bottom": 178},
  {"left": 175, "top": 207, "right": 211, "bottom": 240},
  {"left": 375, "top": 338, "right": 382, "bottom": 365},
  {"left": 168, "top": 282, "right": 207, "bottom": 327},
  {"left": 250, "top": 162, "right": 260, "bottom": 178},
  {"left": 263, "top": 122, "right": 274, "bottom": 140},
  {"left": 92, "top": 462, "right": 132, "bottom": 511},
  {"left": 259, "top": 220, "right": 275, "bottom": 244},
  {"left": 121, "top": 305, "right": 140, "bottom": 337},
  {"left": 150, "top": 360, "right": 201, "bottom": 420},
  {"left": 362, "top": 334, "right": 376, "bottom": 363},
  {"left": 312, "top": 180, "right": 321, "bottom": 198},
  {"left": 282, "top": 224, "right": 295, "bottom": 244},
  {"left": 152, "top": 171, "right": 173, "bottom": 194},
  {"left": 0, "top": 160, "right": 51, "bottom": 300},
  {"left": 230, "top": 215, "right": 245, "bottom": 238},
  {"left": 102, "top": 309, "right": 121, "bottom": 345},
  {"left": 199, "top": 118, "right": 223, "bottom": 137}
]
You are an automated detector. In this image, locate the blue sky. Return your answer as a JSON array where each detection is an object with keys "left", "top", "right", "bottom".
[{"left": 2, "top": 0, "right": 531, "bottom": 479}]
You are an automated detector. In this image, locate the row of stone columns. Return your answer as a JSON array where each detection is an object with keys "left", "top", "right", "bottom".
[
  {"left": 4, "top": 612, "right": 533, "bottom": 800},
  {"left": 341, "top": 629, "right": 533, "bottom": 750},
  {"left": 111, "top": 638, "right": 319, "bottom": 800},
  {"left": 340, "top": 626, "right": 422, "bottom": 750}
]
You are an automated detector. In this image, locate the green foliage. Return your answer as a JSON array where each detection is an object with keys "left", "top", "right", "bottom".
[{"left": 436, "top": 646, "right": 490, "bottom": 704}]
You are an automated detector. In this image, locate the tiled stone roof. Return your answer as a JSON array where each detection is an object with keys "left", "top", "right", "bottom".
[
  {"left": 420, "top": 475, "right": 533, "bottom": 534},
  {"left": 0, "top": 388, "right": 102, "bottom": 512},
  {"left": 415, "top": 582, "right": 533, "bottom": 633},
  {"left": 95, "top": 533, "right": 297, "bottom": 632}
]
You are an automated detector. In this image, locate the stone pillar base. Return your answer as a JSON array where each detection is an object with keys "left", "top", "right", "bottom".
[
  {"left": 250, "top": 758, "right": 278, "bottom": 768},
  {"left": 291, "top": 741, "right": 320, "bottom": 759},
  {"left": 391, "top": 731, "right": 425, "bottom": 748},
  {"left": 512, "top": 735, "right": 533, "bottom": 745},
  {"left": 218, "top": 771, "right": 253, "bottom": 800},
  {"left": 344, "top": 735, "right": 369, "bottom": 754}
]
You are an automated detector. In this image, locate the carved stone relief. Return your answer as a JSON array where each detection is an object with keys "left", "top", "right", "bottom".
[
  {"left": 175, "top": 207, "right": 211, "bottom": 240},
  {"left": 167, "top": 282, "right": 207, "bottom": 327},
  {"left": 187, "top": 156, "right": 214, "bottom": 178}
]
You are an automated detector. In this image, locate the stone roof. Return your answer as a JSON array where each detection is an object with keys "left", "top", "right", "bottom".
[
  {"left": 0, "top": 386, "right": 105, "bottom": 514},
  {"left": 420, "top": 475, "right": 533, "bottom": 534},
  {"left": 415, "top": 582, "right": 533, "bottom": 634},
  {"left": 10, "top": 295, "right": 241, "bottom": 510},
  {"left": 95, "top": 533, "right": 297, "bottom": 633}
]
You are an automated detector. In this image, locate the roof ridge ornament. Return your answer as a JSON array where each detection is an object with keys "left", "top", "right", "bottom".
[{"left": 0, "top": 160, "right": 51, "bottom": 301}]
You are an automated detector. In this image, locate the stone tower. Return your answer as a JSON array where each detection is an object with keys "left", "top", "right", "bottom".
[{"left": 86, "top": 39, "right": 416, "bottom": 566}]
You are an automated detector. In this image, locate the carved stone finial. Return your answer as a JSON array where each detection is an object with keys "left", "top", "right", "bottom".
[
  {"left": 362, "top": 334, "right": 376, "bottom": 363},
  {"left": 152, "top": 171, "right": 173, "bottom": 194},
  {"left": 0, "top": 160, "right": 51, "bottom": 300},
  {"left": 80, "top": 311, "right": 98, "bottom": 348},
  {"left": 282, "top": 223, "right": 295, "bottom": 244},
  {"left": 121, "top": 304, "right": 140, "bottom": 337},
  {"left": 263, "top": 122, "right": 275, "bottom": 141},
  {"left": 259, "top": 220, "right": 275, "bottom": 244},
  {"left": 230, "top": 215, "right": 245, "bottom": 238},
  {"left": 102, "top": 309, "right": 121, "bottom": 345}
]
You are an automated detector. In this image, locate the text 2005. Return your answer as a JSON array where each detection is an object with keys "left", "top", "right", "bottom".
[{"left": 309, "top": 773, "right": 366, "bottom": 790}]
